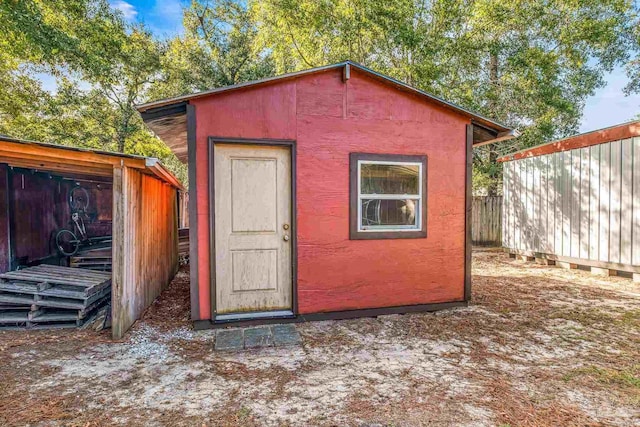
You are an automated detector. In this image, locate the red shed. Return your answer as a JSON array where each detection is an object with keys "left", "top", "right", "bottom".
[{"left": 138, "top": 61, "right": 513, "bottom": 328}]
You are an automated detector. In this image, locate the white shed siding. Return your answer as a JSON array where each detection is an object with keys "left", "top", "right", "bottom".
[{"left": 502, "top": 137, "right": 640, "bottom": 271}]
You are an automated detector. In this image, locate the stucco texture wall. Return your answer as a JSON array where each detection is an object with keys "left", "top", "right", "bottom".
[{"left": 192, "top": 68, "right": 469, "bottom": 318}]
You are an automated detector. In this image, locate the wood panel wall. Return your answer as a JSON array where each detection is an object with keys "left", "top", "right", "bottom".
[
  {"left": 9, "top": 170, "right": 67, "bottom": 264},
  {"left": 112, "top": 166, "right": 178, "bottom": 338},
  {"left": 472, "top": 196, "right": 502, "bottom": 246},
  {"left": 192, "top": 67, "right": 470, "bottom": 317},
  {"left": 502, "top": 137, "right": 640, "bottom": 271},
  {"left": 0, "top": 167, "right": 113, "bottom": 271},
  {"left": 0, "top": 165, "right": 9, "bottom": 273}
]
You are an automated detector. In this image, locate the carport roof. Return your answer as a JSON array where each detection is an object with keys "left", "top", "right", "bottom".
[{"left": 0, "top": 135, "right": 183, "bottom": 189}]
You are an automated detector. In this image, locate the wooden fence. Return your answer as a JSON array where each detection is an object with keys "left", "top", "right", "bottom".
[
  {"left": 178, "top": 190, "right": 189, "bottom": 229},
  {"left": 472, "top": 196, "right": 503, "bottom": 246}
]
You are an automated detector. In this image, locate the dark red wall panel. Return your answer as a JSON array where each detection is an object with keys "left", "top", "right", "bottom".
[
  {"left": 0, "top": 165, "right": 9, "bottom": 273},
  {"left": 192, "top": 68, "right": 469, "bottom": 318},
  {"left": 5, "top": 169, "right": 113, "bottom": 268},
  {"left": 192, "top": 81, "right": 297, "bottom": 318}
]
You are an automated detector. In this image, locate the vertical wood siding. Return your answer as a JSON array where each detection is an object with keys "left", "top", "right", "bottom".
[
  {"left": 502, "top": 137, "right": 640, "bottom": 269},
  {"left": 471, "top": 196, "right": 502, "bottom": 246},
  {"left": 0, "top": 165, "right": 9, "bottom": 273},
  {"left": 178, "top": 191, "right": 189, "bottom": 229},
  {"left": 112, "top": 167, "right": 178, "bottom": 338},
  {"left": 2, "top": 168, "right": 112, "bottom": 270}
]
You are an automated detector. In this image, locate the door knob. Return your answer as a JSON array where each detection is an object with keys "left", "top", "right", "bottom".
[{"left": 283, "top": 235, "right": 290, "bottom": 241}]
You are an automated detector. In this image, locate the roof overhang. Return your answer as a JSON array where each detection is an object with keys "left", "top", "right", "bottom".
[
  {"left": 137, "top": 61, "right": 514, "bottom": 162},
  {"left": 139, "top": 102, "right": 188, "bottom": 163},
  {"left": 0, "top": 136, "right": 183, "bottom": 190}
]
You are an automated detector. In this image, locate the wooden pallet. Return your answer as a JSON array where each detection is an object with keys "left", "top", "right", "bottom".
[
  {"left": 0, "top": 265, "right": 111, "bottom": 311},
  {"left": 0, "top": 284, "right": 111, "bottom": 310},
  {"left": 0, "top": 297, "right": 110, "bottom": 329},
  {"left": 70, "top": 247, "right": 112, "bottom": 272}
]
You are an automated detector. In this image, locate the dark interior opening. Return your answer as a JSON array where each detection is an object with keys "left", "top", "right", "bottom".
[{"left": 0, "top": 163, "right": 113, "bottom": 273}]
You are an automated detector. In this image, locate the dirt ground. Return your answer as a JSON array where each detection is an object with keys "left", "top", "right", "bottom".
[{"left": 0, "top": 249, "right": 639, "bottom": 427}]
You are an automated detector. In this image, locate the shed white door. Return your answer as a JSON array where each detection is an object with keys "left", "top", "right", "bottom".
[{"left": 214, "top": 143, "right": 292, "bottom": 316}]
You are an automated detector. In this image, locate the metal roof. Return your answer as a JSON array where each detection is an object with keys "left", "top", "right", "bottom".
[
  {"left": 498, "top": 120, "right": 640, "bottom": 162},
  {"left": 0, "top": 134, "right": 183, "bottom": 189},
  {"left": 137, "top": 60, "right": 512, "bottom": 135}
]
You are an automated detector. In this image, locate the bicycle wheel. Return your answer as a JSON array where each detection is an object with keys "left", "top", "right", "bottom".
[
  {"left": 55, "top": 229, "right": 81, "bottom": 256},
  {"left": 69, "top": 186, "right": 90, "bottom": 212}
]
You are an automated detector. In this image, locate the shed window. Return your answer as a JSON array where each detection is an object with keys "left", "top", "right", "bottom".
[{"left": 350, "top": 153, "right": 427, "bottom": 240}]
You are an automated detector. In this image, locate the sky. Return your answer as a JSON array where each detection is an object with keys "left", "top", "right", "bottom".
[{"left": 45, "top": 0, "right": 640, "bottom": 134}]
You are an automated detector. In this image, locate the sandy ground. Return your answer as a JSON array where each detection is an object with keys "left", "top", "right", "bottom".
[{"left": 0, "top": 249, "right": 639, "bottom": 427}]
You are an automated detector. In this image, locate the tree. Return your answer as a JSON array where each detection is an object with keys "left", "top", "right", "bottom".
[
  {"left": 624, "top": 8, "right": 640, "bottom": 98},
  {"left": 252, "top": 0, "right": 637, "bottom": 194},
  {"left": 148, "top": 0, "right": 275, "bottom": 100},
  {"left": 0, "top": 0, "right": 186, "bottom": 182},
  {"left": 0, "top": 0, "right": 122, "bottom": 142},
  {"left": 80, "top": 26, "right": 163, "bottom": 152}
]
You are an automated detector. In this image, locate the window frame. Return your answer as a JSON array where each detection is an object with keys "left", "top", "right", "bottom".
[{"left": 349, "top": 153, "right": 428, "bottom": 240}]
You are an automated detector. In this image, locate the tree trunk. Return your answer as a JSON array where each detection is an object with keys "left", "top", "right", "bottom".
[{"left": 117, "top": 115, "right": 128, "bottom": 153}]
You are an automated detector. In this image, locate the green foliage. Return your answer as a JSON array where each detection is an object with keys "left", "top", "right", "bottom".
[
  {"left": 148, "top": 0, "right": 275, "bottom": 100},
  {"left": 624, "top": 10, "right": 640, "bottom": 97},
  {"left": 251, "top": 0, "right": 637, "bottom": 194},
  {"left": 0, "top": 0, "right": 186, "bottom": 184},
  {"left": 1, "top": 0, "right": 639, "bottom": 193}
]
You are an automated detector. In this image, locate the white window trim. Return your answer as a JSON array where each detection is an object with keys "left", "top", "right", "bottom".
[{"left": 357, "top": 160, "right": 423, "bottom": 232}]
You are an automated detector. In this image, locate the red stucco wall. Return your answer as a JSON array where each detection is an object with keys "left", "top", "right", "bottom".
[{"left": 192, "top": 68, "right": 469, "bottom": 318}]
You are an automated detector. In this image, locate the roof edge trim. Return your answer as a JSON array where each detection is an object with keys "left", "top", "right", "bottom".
[
  {"left": 498, "top": 120, "right": 640, "bottom": 162},
  {"left": 136, "top": 60, "right": 511, "bottom": 134}
]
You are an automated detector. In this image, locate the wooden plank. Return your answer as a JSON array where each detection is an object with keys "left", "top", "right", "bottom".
[
  {"left": 502, "top": 164, "right": 508, "bottom": 247},
  {"left": 633, "top": 137, "right": 640, "bottom": 265},
  {"left": 531, "top": 157, "right": 542, "bottom": 251},
  {"left": 511, "top": 161, "right": 516, "bottom": 249},
  {"left": 561, "top": 151, "right": 571, "bottom": 257},
  {"left": 30, "top": 264, "right": 110, "bottom": 278},
  {"left": 579, "top": 147, "right": 590, "bottom": 259},
  {"left": 547, "top": 154, "right": 556, "bottom": 254},
  {"left": 111, "top": 166, "right": 125, "bottom": 339},
  {"left": 511, "top": 161, "right": 523, "bottom": 249},
  {"left": 525, "top": 157, "right": 533, "bottom": 252},
  {"left": 599, "top": 142, "right": 611, "bottom": 262},
  {"left": 620, "top": 138, "right": 633, "bottom": 265},
  {"left": 0, "top": 272, "right": 101, "bottom": 287},
  {"left": 508, "top": 247, "right": 640, "bottom": 274},
  {"left": 0, "top": 139, "right": 147, "bottom": 170},
  {"left": 465, "top": 125, "right": 472, "bottom": 300},
  {"left": 589, "top": 145, "right": 600, "bottom": 260},
  {"left": 570, "top": 149, "right": 581, "bottom": 258},
  {"left": 516, "top": 158, "right": 524, "bottom": 251},
  {"left": 609, "top": 139, "right": 622, "bottom": 263},
  {"left": 0, "top": 165, "right": 9, "bottom": 274},
  {"left": 539, "top": 155, "right": 548, "bottom": 252}
]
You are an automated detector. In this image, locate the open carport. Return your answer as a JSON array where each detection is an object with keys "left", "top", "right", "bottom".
[{"left": 0, "top": 135, "right": 182, "bottom": 338}]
